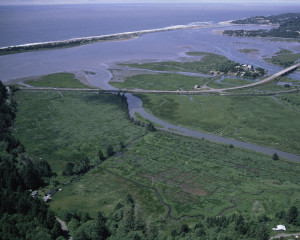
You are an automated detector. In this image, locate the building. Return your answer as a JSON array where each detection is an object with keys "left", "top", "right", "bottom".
[
  {"left": 30, "top": 190, "right": 38, "bottom": 198},
  {"left": 47, "top": 189, "right": 56, "bottom": 197},
  {"left": 272, "top": 225, "right": 286, "bottom": 231},
  {"left": 43, "top": 189, "right": 57, "bottom": 202}
]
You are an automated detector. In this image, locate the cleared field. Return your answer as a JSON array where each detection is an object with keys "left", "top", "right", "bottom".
[
  {"left": 14, "top": 91, "right": 146, "bottom": 173},
  {"left": 24, "top": 72, "right": 92, "bottom": 88},
  {"left": 137, "top": 93, "right": 300, "bottom": 155},
  {"left": 110, "top": 73, "right": 208, "bottom": 91}
]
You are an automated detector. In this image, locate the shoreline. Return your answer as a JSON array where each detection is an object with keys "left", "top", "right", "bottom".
[{"left": 0, "top": 23, "right": 218, "bottom": 56}]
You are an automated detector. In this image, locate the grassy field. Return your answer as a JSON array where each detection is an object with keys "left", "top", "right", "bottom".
[
  {"left": 14, "top": 91, "right": 146, "bottom": 173},
  {"left": 278, "top": 92, "right": 300, "bottom": 112},
  {"left": 50, "top": 166, "right": 166, "bottom": 219},
  {"left": 207, "top": 78, "right": 255, "bottom": 89},
  {"left": 137, "top": 93, "right": 300, "bottom": 155},
  {"left": 264, "top": 52, "right": 300, "bottom": 67},
  {"left": 13, "top": 87, "right": 300, "bottom": 226},
  {"left": 110, "top": 73, "right": 208, "bottom": 91},
  {"left": 51, "top": 131, "right": 300, "bottom": 219},
  {"left": 134, "top": 112, "right": 164, "bottom": 129},
  {"left": 238, "top": 48, "right": 260, "bottom": 54},
  {"left": 24, "top": 72, "right": 92, "bottom": 88},
  {"left": 251, "top": 77, "right": 299, "bottom": 92},
  {"left": 125, "top": 52, "right": 229, "bottom": 74}
]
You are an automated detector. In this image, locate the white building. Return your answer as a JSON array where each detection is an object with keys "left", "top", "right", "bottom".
[{"left": 272, "top": 225, "right": 286, "bottom": 231}]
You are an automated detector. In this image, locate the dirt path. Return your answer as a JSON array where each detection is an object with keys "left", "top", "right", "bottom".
[
  {"left": 56, "top": 217, "right": 72, "bottom": 240},
  {"left": 270, "top": 232, "right": 300, "bottom": 239}
]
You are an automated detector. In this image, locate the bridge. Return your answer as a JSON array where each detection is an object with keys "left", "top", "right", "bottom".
[{"left": 222, "top": 62, "right": 300, "bottom": 92}]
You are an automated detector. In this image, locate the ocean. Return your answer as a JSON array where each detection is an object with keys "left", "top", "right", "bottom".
[
  {"left": 0, "top": 3, "right": 300, "bottom": 83},
  {"left": 1, "top": 3, "right": 300, "bottom": 47}
]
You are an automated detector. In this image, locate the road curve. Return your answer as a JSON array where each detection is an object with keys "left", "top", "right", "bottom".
[{"left": 126, "top": 94, "right": 300, "bottom": 162}]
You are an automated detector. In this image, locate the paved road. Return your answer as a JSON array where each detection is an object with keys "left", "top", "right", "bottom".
[{"left": 224, "top": 62, "right": 300, "bottom": 91}]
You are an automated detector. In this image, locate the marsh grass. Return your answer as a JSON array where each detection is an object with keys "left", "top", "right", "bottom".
[
  {"left": 126, "top": 52, "right": 229, "bottom": 74},
  {"left": 207, "top": 78, "right": 255, "bottom": 89},
  {"left": 137, "top": 93, "right": 300, "bottom": 154},
  {"left": 101, "top": 132, "right": 300, "bottom": 217},
  {"left": 25, "top": 72, "right": 93, "bottom": 88},
  {"left": 50, "top": 131, "right": 300, "bottom": 219},
  {"left": 111, "top": 73, "right": 208, "bottom": 91},
  {"left": 14, "top": 91, "right": 146, "bottom": 173},
  {"left": 264, "top": 53, "right": 300, "bottom": 67}
]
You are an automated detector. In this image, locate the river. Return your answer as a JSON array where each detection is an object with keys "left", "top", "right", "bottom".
[{"left": 1, "top": 4, "right": 300, "bottom": 161}]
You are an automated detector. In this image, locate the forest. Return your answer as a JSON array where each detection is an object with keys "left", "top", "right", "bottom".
[{"left": 0, "top": 81, "right": 68, "bottom": 239}]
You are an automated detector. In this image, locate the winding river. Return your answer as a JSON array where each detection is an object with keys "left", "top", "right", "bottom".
[
  {"left": 125, "top": 93, "right": 300, "bottom": 162},
  {"left": 1, "top": 21, "right": 300, "bottom": 162}
]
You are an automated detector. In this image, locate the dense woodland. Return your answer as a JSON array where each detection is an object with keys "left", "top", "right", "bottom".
[
  {"left": 224, "top": 13, "right": 300, "bottom": 39},
  {"left": 61, "top": 194, "right": 300, "bottom": 240},
  {"left": 0, "top": 81, "right": 66, "bottom": 239}
]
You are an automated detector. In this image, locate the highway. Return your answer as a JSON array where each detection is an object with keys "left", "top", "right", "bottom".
[{"left": 20, "top": 62, "right": 300, "bottom": 95}]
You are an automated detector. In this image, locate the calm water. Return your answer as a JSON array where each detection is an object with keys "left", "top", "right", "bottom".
[
  {"left": 1, "top": 3, "right": 300, "bottom": 159},
  {"left": 1, "top": 3, "right": 300, "bottom": 47},
  {"left": 0, "top": 3, "right": 300, "bottom": 82}
]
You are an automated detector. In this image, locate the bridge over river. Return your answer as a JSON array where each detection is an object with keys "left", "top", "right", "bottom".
[{"left": 20, "top": 63, "right": 300, "bottom": 162}]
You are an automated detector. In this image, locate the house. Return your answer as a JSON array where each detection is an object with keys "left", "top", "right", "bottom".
[
  {"left": 43, "top": 196, "right": 51, "bottom": 202},
  {"left": 47, "top": 189, "right": 56, "bottom": 197},
  {"left": 272, "top": 225, "right": 286, "bottom": 231},
  {"left": 30, "top": 190, "right": 38, "bottom": 198},
  {"left": 43, "top": 189, "right": 57, "bottom": 202}
]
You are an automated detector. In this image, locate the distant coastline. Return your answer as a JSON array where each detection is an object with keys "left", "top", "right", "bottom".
[{"left": 0, "top": 23, "right": 216, "bottom": 56}]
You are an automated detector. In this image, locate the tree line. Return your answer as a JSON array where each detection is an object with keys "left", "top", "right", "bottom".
[
  {"left": 0, "top": 81, "right": 66, "bottom": 240},
  {"left": 225, "top": 13, "right": 300, "bottom": 39},
  {"left": 59, "top": 193, "right": 299, "bottom": 240}
]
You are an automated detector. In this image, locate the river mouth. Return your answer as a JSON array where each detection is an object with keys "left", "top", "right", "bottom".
[{"left": 2, "top": 22, "right": 300, "bottom": 162}]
